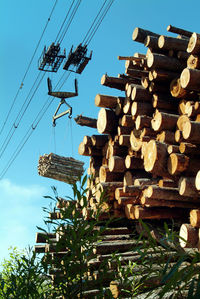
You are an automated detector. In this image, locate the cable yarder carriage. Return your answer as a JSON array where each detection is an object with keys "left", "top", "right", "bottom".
[
  {"left": 38, "top": 42, "right": 66, "bottom": 72},
  {"left": 63, "top": 43, "right": 92, "bottom": 74}
]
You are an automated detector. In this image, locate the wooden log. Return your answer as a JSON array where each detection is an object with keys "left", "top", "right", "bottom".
[
  {"left": 167, "top": 153, "right": 189, "bottom": 176},
  {"left": 182, "top": 120, "right": 200, "bottom": 143},
  {"left": 99, "top": 166, "right": 123, "bottom": 183},
  {"left": 131, "top": 101, "right": 153, "bottom": 116},
  {"left": 83, "top": 135, "right": 93, "bottom": 146},
  {"left": 174, "top": 130, "right": 183, "bottom": 143},
  {"left": 186, "top": 101, "right": 200, "bottom": 118},
  {"left": 123, "top": 170, "right": 150, "bottom": 186},
  {"left": 91, "top": 134, "right": 109, "bottom": 147},
  {"left": 144, "top": 35, "right": 160, "bottom": 50},
  {"left": 106, "top": 144, "right": 127, "bottom": 159},
  {"left": 177, "top": 115, "right": 190, "bottom": 131},
  {"left": 167, "top": 25, "right": 193, "bottom": 38},
  {"left": 152, "top": 94, "right": 178, "bottom": 111},
  {"left": 126, "top": 83, "right": 140, "bottom": 98},
  {"left": 178, "top": 176, "right": 199, "bottom": 197},
  {"left": 170, "top": 77, "right": 191, "bottom": 98},
  {"left": 94, "top": 94, "right": 119, "bottom": 109},
  {"left": 132, "top": 27, "right": 160, "bottom": 44},
  {"left": 131, "top": 86, "right": 152, "bottom": 102},
  {"left": 179, "top": 142, "right": 200, "bottom": 156},
  {"left": 108, "top": 156, "right": 126, "bottom": 173},
  {"left": 180, "top": 68, "right": 200, "bottom": 91},
  {"left": 187, "top": 32, "right": 200, "bottom": 54},
  {"left": 123, "top": 185, "right": 142, "bottom": 197},
  {"left": 147, "top": 52, "right": 186, "bottom": 71},
  {"left": 97, "top": 108, "right": 117, "bottom": 134},
  {"left": 125, "top": 68, "right": 148, "bottom": 78},
  {"left": 130, "top": 130, "right": 143, "bottom": 152},
  {"left": 167, "top": 145, "right": 179, "bottom": 154},
  {"left": 149, "top": 81, "right": 170, "bottom": 94},
  {"left": 129, "top": 205, "right": 186, "bottom": 220},
  {"left": 187, "top": 54, "right": 200, "bottom": 69},
  {"left": 179, "top": 223, "right": 198, "bottom": 248},
  {"left": 150, "top": 69, "right": 180, "bottom": 82},
  {"left": 93, "top": 239, "right": 141, "bottom": 255},
  {"left": 143, "top": 140, "right": 168, "bottom": 176},
  {"left": 135, "top": 115, "right": 152, "bottom": 130},
  {"left": 117, "top": 126, "right": 132, "bottom": 135},
  {"left": 144, "top": 185, "right": 197, "bottom": 202},
  {"left": 190, "top": 209, "right": 200, "bottom": 227},
  {"left": 101, "top": 74, "right": 127, "bottom": 91},
  {"left": 141, "top": 197, "right": 200, "bottom": 209},
  {"left": 119, "top": 134, "right": 130, "bottom": 147},
  {"left": 125, "top": 155, "right": 143, "bottom": 170},
  {"left": 158, "top": 35, "right": 188, "bottom": 51},
  {"left": 157, "top": 130, "right": 176, "bottom": 144},
  {"left": 195, "top": 171, "right": 200, "bottom": 190},
  {"left": 117, "top": 197, "right": 139, "bottom": 205},
  {"left": 123, "top": 98, "right": 132, "bottom": 114},
  {"left": 141, "top": 76, "right": 149, "bottom": 89},
  {"left": 121, "top": 114, "right": 135, "bottom": 127},
  {"left": 151, "top": 111, "right": 179, "bottom": 132},
  {"left": 74, "top": 115, "right": 97, "bottom": 128},
  {"left": 158, "top": 179, "right": 177, "bottom": 188},
  {"left": 177, "top": 51, "right": 190, "bottom": 60},
  {"left": 134, "top": 177, "right": 157, "bottom": 187}
]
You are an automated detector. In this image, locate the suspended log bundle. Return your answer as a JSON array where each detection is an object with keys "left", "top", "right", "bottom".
[
  {"left": 75, "top": 24, "right": 200, "bottom": 252},
  {"left": 38, "top": 153, "right": 84, "bottom": 184}
]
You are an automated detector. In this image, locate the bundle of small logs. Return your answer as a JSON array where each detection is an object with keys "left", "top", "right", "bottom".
[
  {"left": 77, "top": 24, "right": 200, "bottom": 250},
  {"left": 38, "top": 153, "right": 84, "bottom": 184}
]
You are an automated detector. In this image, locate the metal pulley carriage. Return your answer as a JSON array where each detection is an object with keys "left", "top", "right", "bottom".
[
  {"left": 63, "top": 43, "right": 92, "bottom": 74},
  {"left": 38, "top": 42, "right": 66, "bottom": 72}
]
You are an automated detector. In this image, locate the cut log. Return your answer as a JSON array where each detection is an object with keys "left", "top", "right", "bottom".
[
  {"left": 143, "top": 140, "right": 168, "bottom": 176},
  {"left": 135, "top": 115, "right": 152, "bottom": 130},
  {"left": 117, "top": 126, "right": 132, "bottom": 135},
  {"left": 180, "top": 68, "right": 200, "bottom": 91},
  {"left": 91, "top": 134, "right": 109, "bottom": 147},
  {"left": 101, "top": 74, "right": 128, "bottom": 91},
  {"left": 131, "top": 85, "right": 152, "bottom": 102},
  {"left": 178, "top": 176, "right": 199, "bottom": 197},
  {"left": 151, "top": 111, "right": 179, "bottom": 131},
  {"left": 170, "top": 77, "right": 191, "bottom": 98},
  {"left": 187, "top": 32, "right": 200, "bottom": 54},
  {"left": 195, "top": 171, "right": 200, "bottom": 190},
  {"left": 99, "top": 166, "right": 123, "bottom": 183},
  {"left": 167, "top": 25, "right": 193, "bottom": 38},
  {"left": 123, "top": 98, "right": 132, "bottom": 114},
  {"left": 158, "top": 179, "right": 177, "bottom": 188},
  {"left": 131, "top": 101, "right": 153, "bottom": 116},
  {"left": 157, "top": 130, "right": 176, "bottom": 144},
  {"left": 167, "top": 145, "right": 179, "bottom": 154},
  {"left": 182, "top": 120, "right": 200, "bottom": 143},
  {"left": 123, "top": 170, "right": 150, "bottom": 186},
  {"left": 74, "top": 115, "right": 97, "bottom": 128},
  {"left": 190, "top": 209, "right": 200, "bottom": 227},
  {"left": 121, "top": 115, "right": 135, "bottom": 127},
  {"left": 151, "top": 69, "right": 180, "bottom": 82},
  {"left": 132, "top": 27, "right": 160, "bottom": 44},
  {"left": 179, "top": 142, "right": 200, "bottom": 156},
  {"left": 95, "top": 94, "right": 119, "bottom": 109},
  {"left": 131, "top": 205, "right": 186, "bottom": 220},
  {"left": 108, "top": 156, "right": 126, "bottom": 173},
  {"left": 152, "top": 94, "right": 178, "bottom": 111},
  {"left": 125, "top": 155, "right": 143, "bottom": 170},
  {"left": 158, "top": 35, "right": 188, "bottom": 51},
  {"left": 147, "top": 52, "right": 185, "bottom": 71},
  {"left": 97, "top": 108, "right": 117, "bottom": 134},
  {"left": 167, "top": 153, "right": 189, "bottom": 176},
  {"left": 179, "top": 223, "right": 198, "bottom": 248},
  {"left": 144, "top": 185, "right": 197, "bottom": 202},
  {"left": 119, "top": 134, "right": 130, "bottom": 147},
  {"left": 144, "top": 35, "right": 160, "bottom": 50},
  {"left": 187, "top": 54, "right": 200, "bottom": 69},
  {"left": 177, "top": 115, "right": 190, "bottom": 131},
  {"left": 141, "top": 197, "right": 200, "bottom": 209}
]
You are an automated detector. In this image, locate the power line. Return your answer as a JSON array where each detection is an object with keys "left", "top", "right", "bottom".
[
  {"left": 0, "top": 72, "right": 71, "bottom": 179},
  {"left": 0, "top": 0, "right": 58, "bottom": 136}
]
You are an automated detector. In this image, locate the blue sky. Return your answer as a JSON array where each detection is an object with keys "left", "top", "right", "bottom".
[{"left": 0, "top": 0, "right": 199, "bottom": 262}]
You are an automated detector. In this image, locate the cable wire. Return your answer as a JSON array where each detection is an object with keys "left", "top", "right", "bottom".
[{"left": 0, "top": 0, "right": 58, "bottom": 136}]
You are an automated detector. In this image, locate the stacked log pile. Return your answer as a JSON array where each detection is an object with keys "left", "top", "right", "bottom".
[
  {"left": 35, "top": 199, "right": 181, "bottom": 298},
  {"left": 76, "top": 25, "right": 200, "bottom": 250},
  {"left": 38, "top": 153, "right": 84, "bottom": 184}
]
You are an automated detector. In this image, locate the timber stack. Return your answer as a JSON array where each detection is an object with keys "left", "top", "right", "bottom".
[
  {"left": 76, "top": 24, "right": 200, "bottom": 250},
  {"left": 38, "top": 153, "right": 84, "bottom": 184}
]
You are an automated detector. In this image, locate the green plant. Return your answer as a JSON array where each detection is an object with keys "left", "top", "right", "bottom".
[{"left": 0, "top": 246, "right": 51, "bottom": 298}]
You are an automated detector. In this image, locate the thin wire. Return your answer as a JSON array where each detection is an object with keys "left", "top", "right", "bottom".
[
  {"left": 86, "top": 0, "right": 114, "bottom": 46},
  {"left": 0, "top": 72, "right": 72, "bottom": 179},
  {"left": 82, "top": 0, "right": 108, "bottom": 45},
  {"left": 58, "top": 0, "right": 82, "bottom": 44},
  {"left": 0, "top": 0, "right": 58, "bottom": 136},
  {"left": 54, "top": 0, "right": 76, "bottom": 43}
]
